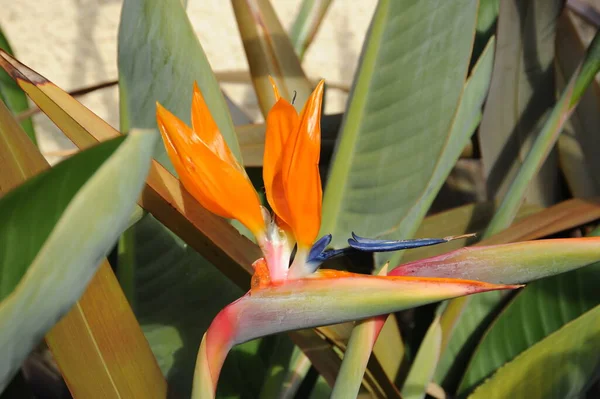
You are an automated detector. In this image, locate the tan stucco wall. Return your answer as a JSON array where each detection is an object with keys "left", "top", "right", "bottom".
[{"left": 0, "top": 0, "right": 376, "bottom": 163}]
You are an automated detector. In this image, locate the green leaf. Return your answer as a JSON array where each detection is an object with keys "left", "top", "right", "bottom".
[
  {"left": 555, "top": 13, "right": 600, "bottom": 198},
  {"left": 330, "top": 317, "right": 386, "bottom": 399},
  {"left": 468, "top": 303, "right": 600, "bottom": 398},
  {"left": 0, "top": 130, "right": 156, "bottom": 391},
  {"left": 326, "top": 20, "right": 494, "bottom": 399},
  {"left": 434, "top": 292, "right": 506, "bottom": 392},
  {"left": 118, "top": 0, "right": 243, "bottom": 171},
  {"left": 472, "top": 0, "right": 499, "bottom": 61},
  {"left": 320, "top": 0, "right": 479, "bottom": 268},
  {"left": 289, "top": 0, "right": 333, "bottom": 60},
  {"left": 478, "top": 0, "right": 562, "bottom": 207},
  {"left": 0, "top": 29, "right": 35, "bottom": 144},
  {"left": 484, "top": 19, "right": 600, "bottom": 237},
  {"left": 458, "top": 242, "right": 600, "bottom": 394},
  {"left": 401, "top": 314, "right": 442, "bottom": 399},
  {"left": 434, "top": 198, "right": 600, "bottom": 392},
  {"left": 127, "top": 213, "right": 271, "bottom": 398},
  {"left": 258, "top": 336, "right": 306, "bottom": 399}
]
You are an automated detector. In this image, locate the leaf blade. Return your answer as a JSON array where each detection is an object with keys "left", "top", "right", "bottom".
[
  {"left": 320, "top": 0, "right": 479, "bottom": 267},
  {"left": 0, "top": 131, "right": 156, "bottom": 391},
  {"left": 468, "top": 303, "right": 600, "bottom": 398}
]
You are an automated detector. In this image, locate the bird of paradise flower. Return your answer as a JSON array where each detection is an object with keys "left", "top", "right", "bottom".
[{"left": 156, "top": 79, "right": 600, "bottom": 399}]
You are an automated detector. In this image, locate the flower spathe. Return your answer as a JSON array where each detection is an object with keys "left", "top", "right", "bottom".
[{"left": 155, "top": 80, "right": 520, "bottom": 399}]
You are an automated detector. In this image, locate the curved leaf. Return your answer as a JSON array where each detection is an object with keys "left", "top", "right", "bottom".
[
  {"left": 0, "top": 130, "right": 156, "bottom": 391},
  {"left": 478, "top": 0, "right": 562, "bottom": 206},
  {"left": 484, "top": 25, "right": 600, "bottom": 236},
  {"left": 118, "top": 0, "right": 243, "bottom": 169},
  {"left": 435, "top": 198, "right": 600, "bottom": 391},
  {"left": 556, "top": 12, "right": 600, "bottom": 197},
  {"left": 458, "top": 235, "right": 600, "bottom": 394},
  {"left": 1, "top": 90, "right": 165, "bottom": 396},
  {"left": 320, "top": 0, "right": 479, "bottom": 268},
  {"left": 401, "top": 315, "right": 442, "bottom": 399},
  {"left": 468, "top": 303, "right": 600, "bottom": 398},
  {"left": 330, "top": 32, "right": 495, "bottom": 397}
]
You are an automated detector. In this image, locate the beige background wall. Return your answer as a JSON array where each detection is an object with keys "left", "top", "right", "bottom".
[{"left": 0, "top": 0, "right": 376, "bottom": 163}]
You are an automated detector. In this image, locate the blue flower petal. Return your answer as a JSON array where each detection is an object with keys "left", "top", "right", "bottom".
[{"left": 348, "top": 232, "right": 459, "bottom": 252}]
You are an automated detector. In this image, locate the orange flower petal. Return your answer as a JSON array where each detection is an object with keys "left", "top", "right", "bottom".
[
  {"left": 281, "top": 80, "right": 324, "bottom": 247},
  {"left": 263, "top": 98, "right": 299, "bottom": 226},
  {"left": 156, "top": 103, "right": 265, "bottom": 236},
  {"left": 191, "top": 82, "right": 241, "bottom": 171},
  {"left": 268, "top": 76, "right": 281, "bottom": 101}
]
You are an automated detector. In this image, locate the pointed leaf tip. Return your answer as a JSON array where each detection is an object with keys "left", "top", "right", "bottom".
[{"left": 392, "top": 238, "right": 600, "bottom": 284}]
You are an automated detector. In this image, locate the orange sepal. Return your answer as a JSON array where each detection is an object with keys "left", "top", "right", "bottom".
[
  {"left": 263, "top": 97, "right": 299, "bottom": 226},
  {"left": 191, "top": 82, "right": 241, "bottom": 170},
  {"left": 156, "top": 103, "right": 265, "bottom": 237},
  {"left": 280, "top": 80, "right": 325, "bottom": 248}
]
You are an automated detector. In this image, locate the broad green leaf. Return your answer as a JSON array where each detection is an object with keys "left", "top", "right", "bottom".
[
  {"left": 458, "top": 232, "right": 600, "bottom": 395},
  {"left": 289, "top": 0, "right": 333, "bottom": 60},
  {"left": 434, "top": 197, "right": 600, "bottom": 391},
  {"left": 320, "top": 0, "right": 479, "bottom": 268},
  {"left": 0, "top": 130, "right": 155, "bottom": 391},
  {"left": 434, "top": 291, "right": 506, "bottom": 392},
  {"left": 468, "top": 303, "right": 600, "bottom": 398},
  {"left": 401, "top": 315, "right": 442, "bottom": 399},
  {"left": 556, "top": 13, "right": 600, "bottom": 197},
  {"left": 478, "top": 0, "right": 562, "bottom": 207},
  {"left": 484, "top": 24, "right": 600, "bottom": 237},
  {"left": 330, "top": 34, "right": 495, "bottom": 398},
  {"left": 0, "top": 89, "right": 165, "bottom": 397},
  {"left": 118, "top": 0, "right": 242, "bottom": 170},
  {"left": 0, "top": 29, "right": 35, "bottom": 144},
  {"left": 232, "top": 0, "right": 313, "bottom": 115}
]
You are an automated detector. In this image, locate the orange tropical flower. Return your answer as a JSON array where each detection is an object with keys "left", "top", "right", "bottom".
[
  {"left": 156, "top": 83, "right": 265, "bottom": 239},
  {"left": 153, "top": 80, "right": 600, "bottom": 399},
  {"left": 156, "top": 78, "right": 325, "bottom": 281}
]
